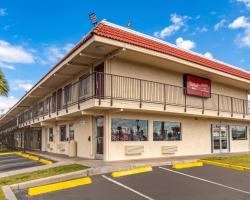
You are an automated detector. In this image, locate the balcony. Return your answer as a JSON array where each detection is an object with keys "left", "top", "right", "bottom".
[{"left": 14, "top": 72, "right": 250, "bottom": 127}]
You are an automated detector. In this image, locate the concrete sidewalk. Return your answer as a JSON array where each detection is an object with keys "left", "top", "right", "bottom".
[{"left": 27, "top": 150, "right": 250, "bottom": 169}]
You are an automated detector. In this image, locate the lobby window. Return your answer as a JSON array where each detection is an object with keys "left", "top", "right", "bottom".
[
  {"left": 69, "top": 124, "right": 74, "bottom": 140},
  {"left": 60, "top": 125, "right": 67, "bottom": 142},
  {"left": 49, "top": 128, "right": 53, "bottom": 142},
  {"left": 111, "top": 119, "right": 148, "bottom": 141},
  {"left": 231, "top": 126, "right": 247, "bottom": 140},
  {"left": 153, "top": 121, "right": 181, "bottom": 141}
]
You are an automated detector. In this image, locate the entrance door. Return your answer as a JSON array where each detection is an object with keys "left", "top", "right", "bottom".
[
  {"left": 211, "top": 124, "right": 229, "bottom": 153},
  {"left": 96, "top": 116, "right": 104, "bottom": 159},
  {"left": 94, "top": 63, "right": 104, "bottom": 98}
]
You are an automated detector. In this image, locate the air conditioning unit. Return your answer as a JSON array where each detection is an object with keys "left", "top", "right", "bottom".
[
  {"left": 162, "top": 146, "right": 178, "bottom": 154},
  {"left": 125, "top": 145, "right": 144, "bottom": 155}
]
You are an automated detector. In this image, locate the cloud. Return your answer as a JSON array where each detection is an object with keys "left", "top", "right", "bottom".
[
  {"left": 176, "top": 37, "right": 196, "bottom": 50},
  {"left": 38, "top": 43, "right": 74, "bottom": 65},
  {"left": 196, "top": 27, "right": 208, "bottom": 33},
  {"left": 12, "top": 80, "right": 33, "bottom": 91},
  {"left": 0, "top": 62, "right": 15, "bottom": 70},
  {"left": 0, "top": 96, "right": 18, "bottom": 115},
  {"left": 203, "top": 52, "right": 214, "bottom": 59},
  {"left": 154, "top": 13, "right": 190, "bottom": 38},
  {"left": 0, "top": 40, "right": 34, "bottom": 64},
  {"left": 214, "top": 19, "right": 226, "bottom": 31},
  {"left": 63, "top": 43, "right": 74, "bottom": 52},
  {"left": 0, "top": 8, "right": 7, "bottom": 16},
  {"left": 228, "top": 16, "right": 250, "bottom": 46},
  {"left": 237, "top": 0, "right": 250, "bottom": 8},
  {"left": 228, "top": 16, "right": 249, "bottom": 29}
]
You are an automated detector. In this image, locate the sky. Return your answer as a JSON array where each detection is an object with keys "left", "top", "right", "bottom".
[{"left": 1, "top": 0, "right": 250, "bottom": 114}]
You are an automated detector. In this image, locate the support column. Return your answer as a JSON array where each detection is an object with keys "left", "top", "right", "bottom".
[{"left": 103, "top": 112, "right": 111, "bottom": 161}]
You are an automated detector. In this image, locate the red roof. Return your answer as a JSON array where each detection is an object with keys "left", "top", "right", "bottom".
[{"left": 92, "top": 21, "right": 250, "bottom": 80}]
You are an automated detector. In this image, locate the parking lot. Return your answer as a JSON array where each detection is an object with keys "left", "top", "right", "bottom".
[
  {"left": 16, "top": 164, "right": 250, "bottom": 200},
  {"left": 0, "top": 154, "right": 43, "bottom": 173}
]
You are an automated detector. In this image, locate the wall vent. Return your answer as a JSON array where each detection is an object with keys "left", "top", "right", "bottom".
[
  {"left": 162, "top": 146, "right": 178, "bottom": 154},
  {"left": 125, "top": 145, "right": 144, "bottom": 155}
]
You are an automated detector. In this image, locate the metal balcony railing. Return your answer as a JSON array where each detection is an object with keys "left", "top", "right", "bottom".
[{"left": 2, "top": 72, "right": 250, "bottom": 131}]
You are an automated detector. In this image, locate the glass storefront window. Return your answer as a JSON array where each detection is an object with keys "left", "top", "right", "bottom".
[
  {"left": 231, "top": 126, "right": 247, "bottom": 140},
  {"left": 111, "top": 118, "right": 148, "bottom": 141},
  {"left": 153, "top": 121, "right": 181, "bottom": 141}
]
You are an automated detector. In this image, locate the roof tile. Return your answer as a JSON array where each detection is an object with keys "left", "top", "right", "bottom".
[{"left": 93, "top": 22, "right": 250, "bottom": 80}]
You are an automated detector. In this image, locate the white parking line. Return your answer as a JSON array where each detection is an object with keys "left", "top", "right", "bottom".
[
  {"left": 159, "top": 166, "right": 250, "bottom": 195},
  {"left": 102, "top": 175, "right": 155, "bottom": 200}
]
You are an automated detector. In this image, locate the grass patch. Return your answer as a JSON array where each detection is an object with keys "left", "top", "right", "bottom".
[
  {"left": 205, "top": 154, "right": 250, "bottom": 168},
  {"left": 0, "top": 164, "right": 87, "bottom": 200}
]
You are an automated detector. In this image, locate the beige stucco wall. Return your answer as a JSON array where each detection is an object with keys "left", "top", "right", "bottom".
[
  {"left": 105, "top": 111, "right": 249, "bottom": 161},
  {"left": 108, "top": 58, "right": 248, "bottom": 100},
  {"left": 43, "top": 116, "right": 94, "bottom": 158}
]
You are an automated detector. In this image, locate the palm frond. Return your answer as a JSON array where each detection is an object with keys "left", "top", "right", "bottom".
[{"left": 0, "top": 70, "right": 9, "bottom": 96}]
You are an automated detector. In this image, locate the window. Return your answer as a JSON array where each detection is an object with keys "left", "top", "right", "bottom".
[
  {"left": 49, "top": 128, "right": 53, "bottom": 142},
  {"left": 79, "top": 75, "right": 90, "bottom": 97},
  {"left": 111, "top": 118, "right": 148, "bottom": 141},
  {"left": 64, "top": 84, "right": 72, "bottom": 103},
  {"left": 57, "top": 89, "right": 62, "bottom": 110},
  {"left": 52, "top": 92, "right": 56, "bottom": 113},
  {"left": 231, "top": 126, "right": 247, "bottom": 140},
  {"left": 60, "top": 125, "right": 67, "bottom": 142},
  {"left": 153, "top": 121, "right": 181, "bottom": 141},
  {"left": 38, "top": 102, "right": 43, "bottom": 115},
  {"left": 45, "top": 97, "right": 51, "bottom": 114},
  {"left": 69, "top": 124, "right": 74, "bottom": 140}
]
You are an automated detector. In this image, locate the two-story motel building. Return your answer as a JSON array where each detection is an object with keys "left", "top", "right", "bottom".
[{"left": 0, "top": 21, "right": 250, "bottom": 161}]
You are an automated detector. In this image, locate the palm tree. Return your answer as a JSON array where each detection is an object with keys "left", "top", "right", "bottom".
[{"left": 0, "top": 69, "right": 9, "bottom": 96}]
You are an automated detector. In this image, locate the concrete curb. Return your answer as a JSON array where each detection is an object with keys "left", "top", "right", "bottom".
[
  {"left": 2, "top": 185, "right": 17, "bottom": 200},
  {"left": 200, "top": 159, "right": 250, "bottom": 172},
  {"left": 11, "top": 169, "right": 89, "bottom": 190}
]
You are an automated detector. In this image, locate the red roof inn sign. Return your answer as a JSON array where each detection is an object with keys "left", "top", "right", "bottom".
[{"left": 184, "top": 74, "right": 211, "bottom": 98}]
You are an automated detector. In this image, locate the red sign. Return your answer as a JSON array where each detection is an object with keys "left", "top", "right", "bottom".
[{"left": 184, "top": 75, "right": 211, "bottom": 98}]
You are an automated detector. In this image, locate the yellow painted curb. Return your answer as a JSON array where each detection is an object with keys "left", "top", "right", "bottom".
[
  {"left": 112, "top": 166, "right": 152, "bottom": 177},
  {"left": 14, "top": 152, "right": 52, "bottom": 165},
  {"left": 172, "top": 161, "right": 203, "bottom": 169},
  {"left": 39, "top": 159, "right": 53, "bottom": 165},
  {"left": 28, "top": 155, "right": 39, "bottom": 161},
  {"left": 26, "top": 151, "right": 40, "bottom": 156},
  {"left": 28, "top": 177, "right": 92, "bottom": 196},
  {"left": 199, "top": 159, "right": 250, "bottom": 172},
  {"left": 0, "top": 152, "right": 16, "bottom": 156}
]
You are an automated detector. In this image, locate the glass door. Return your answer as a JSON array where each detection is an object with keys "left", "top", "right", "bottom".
[
  {"left": 212, "top": 124, "right": 229, "bottom": 153},
  {"left": 96, "top": 116, "right": 104, "bottom": 159}
]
